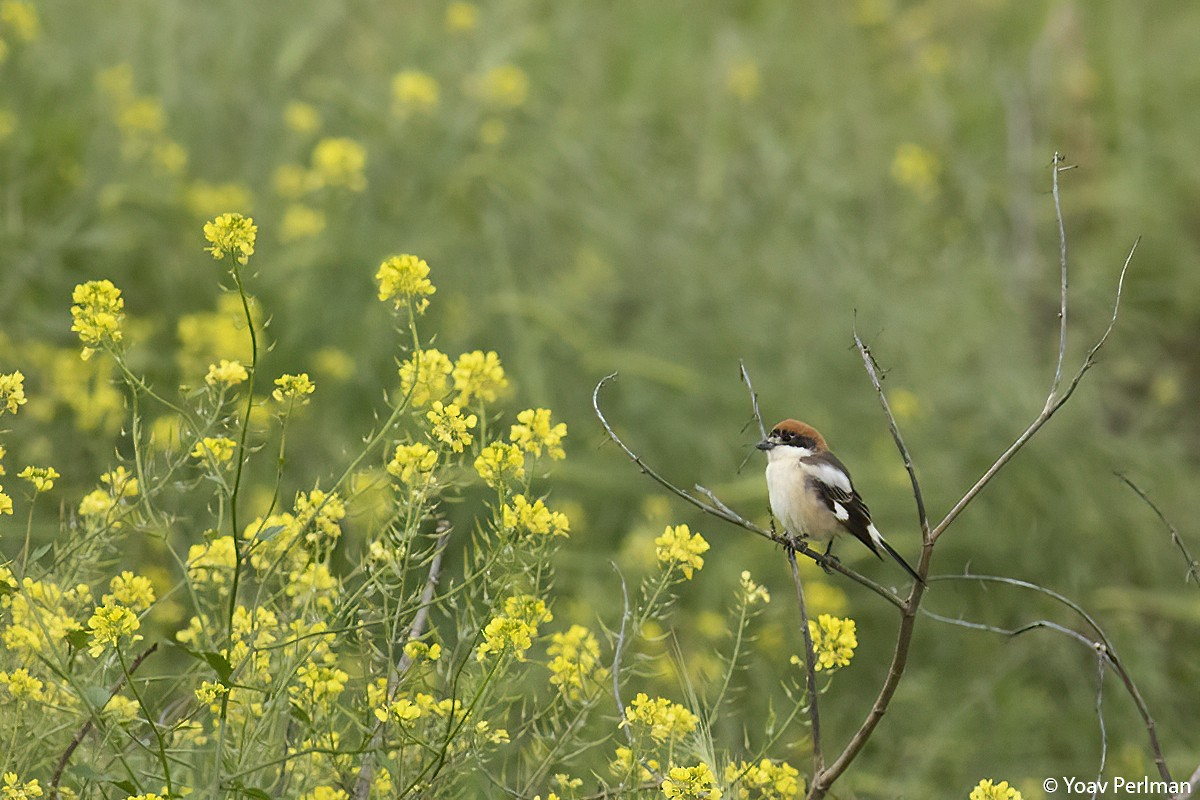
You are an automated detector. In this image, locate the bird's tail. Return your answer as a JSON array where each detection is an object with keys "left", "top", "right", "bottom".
[{"left": 879, "top": 538, "right": 924, "bottom": 585}]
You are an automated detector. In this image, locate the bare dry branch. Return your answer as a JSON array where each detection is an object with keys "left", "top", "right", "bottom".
[
  {"left": 787, "top": 549, "right": 824, "bottom": 776},
  {"left": 739, "top": 359, "right": 767, "bottom": 440},
  {"left": 1117, "top": 473, "right": 1200, "bottom": 587}
]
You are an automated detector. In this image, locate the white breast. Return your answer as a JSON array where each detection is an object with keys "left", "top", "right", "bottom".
[{"left": 764, "top": 449, "right": 839, "bottom": 543}]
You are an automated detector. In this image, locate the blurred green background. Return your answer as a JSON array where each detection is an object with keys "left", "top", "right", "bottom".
[{"left": 2, "top": 0, "right": 1198, "bottom": 795}]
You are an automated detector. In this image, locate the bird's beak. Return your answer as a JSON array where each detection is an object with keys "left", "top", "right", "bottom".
[{"left": 755, "top": 439, "right": 774, "bottom": 451}]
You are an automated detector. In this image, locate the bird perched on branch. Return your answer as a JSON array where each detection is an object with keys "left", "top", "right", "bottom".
[{"left": 757, "top": 419, "right": 922, "bottom": 583}]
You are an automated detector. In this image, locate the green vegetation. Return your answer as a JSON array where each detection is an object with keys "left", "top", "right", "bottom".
[{"left": 2, "top": 1, "right": 1198, "bottom": 797}]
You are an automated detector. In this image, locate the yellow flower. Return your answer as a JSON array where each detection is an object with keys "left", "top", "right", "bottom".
[
  {"left": 375, "top": 696, "right": 423, "bottom": 724},
  {"left": 294, "top": 661, "right": 349, "bottom": 704},
  {"left": 547, "top": 625, "right": 602, "bottom": 700},
  {"left": 426, "top": 401, "right": 477, "bottom": 453},
  {"left": 101, "top": 466, "right": 139, "bottom": 497},
  {"left": 103, "top": 571, "right": 156, "bottom": 611},
  {"left": 78, "top": 489, "right": 115, "bottom": 518},
  {"left": 802, "top": 614, "right": 858, "bottom": 671},
  {"left": 509, "top": 408, "right": 567, "bottom": 459},
  {"left": 403, "top": 640, "right": 442, "bottom": 661},
  {"left": 310, "top": 136, "right": 367, "bottom": 192},
  {"left": 621, "top": 693, "right": 698, "bottom": 743},
  {"left": 739, "top": 570, "right": 770, "bottom": 605},
  {"left": 399, "top": 348, "right": 452, "bottom": 407},
  {"left": 0, "top": 371, "right": 27, "bottom": 414},
  {"left": 376, "top": 254, "right": 436, "bottom": 313},
  {"left": 387, "top": 442, "right": 438, "bottom": 485},
  {"left": 0, "top": 489, "right": 11, "bottom": 516},
  {"left": 502, "top": 494, "right": 570, "bottom": 538},
  {"left": 969, "top": 779, "right": 1024, "bottom": 800},
  {"left": 203, "top": 212, "right": 257, "bottom": 265},
  {"left": 474, "top": 442, "right": 525, "bottom": 488},
  {"left": 293, "top": 488, "right": 345, "bottom": 547},
  {"left": 186, "top": 536, "right": 237, "bottom": 585},
  {"left": 284, "top": 101, "right": 321, "bottom": 134},
  {"left": 890, "top": 142, "right": 941, "bottom": 201},
  {"left": 17, "top": 465, "right": 58, "bottom": 493},
  {"left": 286, "top": 562, "right": 339, "bottom": 611},
  {"left": 655, "top": 524, "right": 709, "bottom": 579},
  {"left": 480, "top": 63, "right": 529, "bottom": 108},
  {"left": 445, "top": 2, "right": 478, "bottom": 32},
  {"left": 300, "top": 788, "right": 348, "bottom": 800},
  {"left": 195, "top": 680, "right": 228, "bottom": 705},
  {"left": 725, "top": 759, "right": 803, "bottom": 799},
  {"left": 70, "top": 279, "right": 125, "bottom": 359},
  {"left": 191, "top": 436, "right": 236, "bottom": 464},
  {"left": 725, "top": 59, "right": 761, "bottom": 102},
  {"left": 273, "top": 372, "right": 315, "bottom": 404},
  {"left": 1, "top": 772, "right": 43, "bottom": 800},
  {"left": 662, "top": 763, "right": 721, "bottom": 799},
  {"left": 0, "top": 1, "right": 40, "bottom": 42},
  {"left": 280, "top": 203, "right": 326, "bottom": 242},
  {"left": 476, "top": 594, "right": 552, "bottom": 661},
  {"left": 452, "top": 349, "right": 508, "bottom": 405},
  {"left": 0, "top": 668, "right": 46, "bottom": 702},
  {"left": 205, "top": 359, "right": 249, "bottom": 387},
  {"left": 86, "top": 603, "right": 142, "bottom": 657},
  {"left": 392, "top": 70, "right": 440, "bottom": 115}
]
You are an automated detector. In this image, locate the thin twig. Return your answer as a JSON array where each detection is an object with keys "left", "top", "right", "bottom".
[
  {"left": 1050, "top": 152, "right": 1071, "bottom": 397},
  {"left": 353, "top": 521, "right": 453, "bottom": 800},
  {"left": 787, "top": 549, "right": 823, "bottom": 777},
  {"left": 51, "top": 643, "right": 159, "bottom": 796},
  {"left": 1091, "top": 650, "right": 1108, "bottom": 800},
  {"left": 612, "top": 563, "right": 634, "bottom": 746},
  {"left": 928, "top": 572, "right": 1171, "bottom": 783},
  {"left": 852, "top": 331, "right": 930, "bottom": 544},
  {"left": 739, "top": 359, "right": 767, "bottom": 440},
  {"left": 931, "top": 236, "right": 1137, "bottom": 543},
  {"left": 1171, "top": 764, "right": 1200, "bottom": 800},
  {"left": 1116, "top": 473, "right": 1200, "bottom": 587}
]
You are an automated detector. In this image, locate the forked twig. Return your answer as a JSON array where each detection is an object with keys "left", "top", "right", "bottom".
[{"left": 1116, "top": 473, "right": 1200, "bottom": 587}]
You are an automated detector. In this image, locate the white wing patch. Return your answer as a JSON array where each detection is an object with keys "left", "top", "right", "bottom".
[
  {"left": 865, "top": 523, "right": 885, "bottom": 548},
  {"left": 831, "top": 501, "right": 850, "bottom": 522},
  {"left": 810, "top": 461, "right": 852, "bottom": 493}
]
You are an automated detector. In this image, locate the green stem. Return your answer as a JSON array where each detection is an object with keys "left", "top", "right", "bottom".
[{"left": 118, "top": 646, "right": 173, "bottom": 796}]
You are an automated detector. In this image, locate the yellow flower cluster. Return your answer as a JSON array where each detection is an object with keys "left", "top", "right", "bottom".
[
  {"left": 376, "top": 254, "right": 436, "bottom": 313},
  {"left": 655, "top": 524, "right": 710, "bottom": 580},
  {"left": 502, "top": 494, "right": 570, "bottom": 538},
  {"left": 476, "top": 594, "right": 552, "bottom": 662},
  {"left": 205, "top": 358, "right": 248, "bottom": 387},
  {"left": 403, "top": 640, "right": 442, "bottom": 662},
  {"left": 509, "top": 408, "right": 567, "bottom": 459},
  {"left": 286, "top": 561, "right": 339, "bottom": 611},
  {"left": 0, "top": 371, "right": 26, "bottom": 414},
  {"left": 203, "top": 212, "right": 257, "bottom": 265},
  {"left": 891, "top": 142, "right": 941, "bottom": 202},
  {"left": 186, "top": 536, "right": 237, "bottom": 586},
  {"left": 310, "top": 137, "right": 367, "bottom": 192},
  {"left": 621, "top": 692, "right": 698, "bottom": 743},
  {"left": 103, "top": 571, "right": 156, "bottom": 611},
  {"left": 70, "top": 279, "right": 125, "bottom": 360},
  {"left": 426, "top": 401, "right": 477, "bottom": 452},
  {"left": 273, "top": 372, "right": 316, "bottom": 404},
  {"left": 293, "top": 661, "right": 349, "bottom": 705},
  {"left": 86, "top": 602, "right": 142, "bottom": 657},
  {"left": 452, "top": 350, "right": 508, "bottom": 405},
  {"left": 399, "top": 348, "right": 452, "bottom": 407},
  {"left": 191, "top": 436, "right": 236, "bottom": 464},
  {"left": 970, "top": 780, "right": 1024, "bottom": 800},
  {"left": 79, "top": 466, "right": 139, "bottom": 526},
  {"left": 480, "top": 64, "right": 529, "bottom": 108},
  {"left": 546, "top": 624, "right": 602, "bottom": 700},
  {"left": 1, "top": 772, "right": 43, "bottom": 800},
  {"left": 293, "top": 488, "right": 346, "bottom": 549},
  {"left": 0, "top": 573, "right": 87, "bottom": 656},
  {"left": 373, "top": 688, "right": 459, "bottom": 725},
  {"left": 17, "top": 465, "right": 58, "bottom": 493},
  {"left": 0, "top": 667, "right": 46, "bottom": 703},
  {"left": 725, "top": 759, "right": 803, "bottom": 799},
  {"left": 611, "top": 747, "right": 659, "bottom": 782},
  {"left": 392, "top": 70, "right": 440, "bottom": 115},
  {"left": 474, "top": 442, "right": 525, "bottom": 488},
  {"left": 662, "top": 762, "right": 721, "bottom": 799},
  {"left": 802, "top": 614, "right": 858, "bottom": 671},
  {"left": 284, "top": 100, "right": 320, "bottom": 133},
  {"left": 387, "top": 441, "right": 438, "bottom": 485}
]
